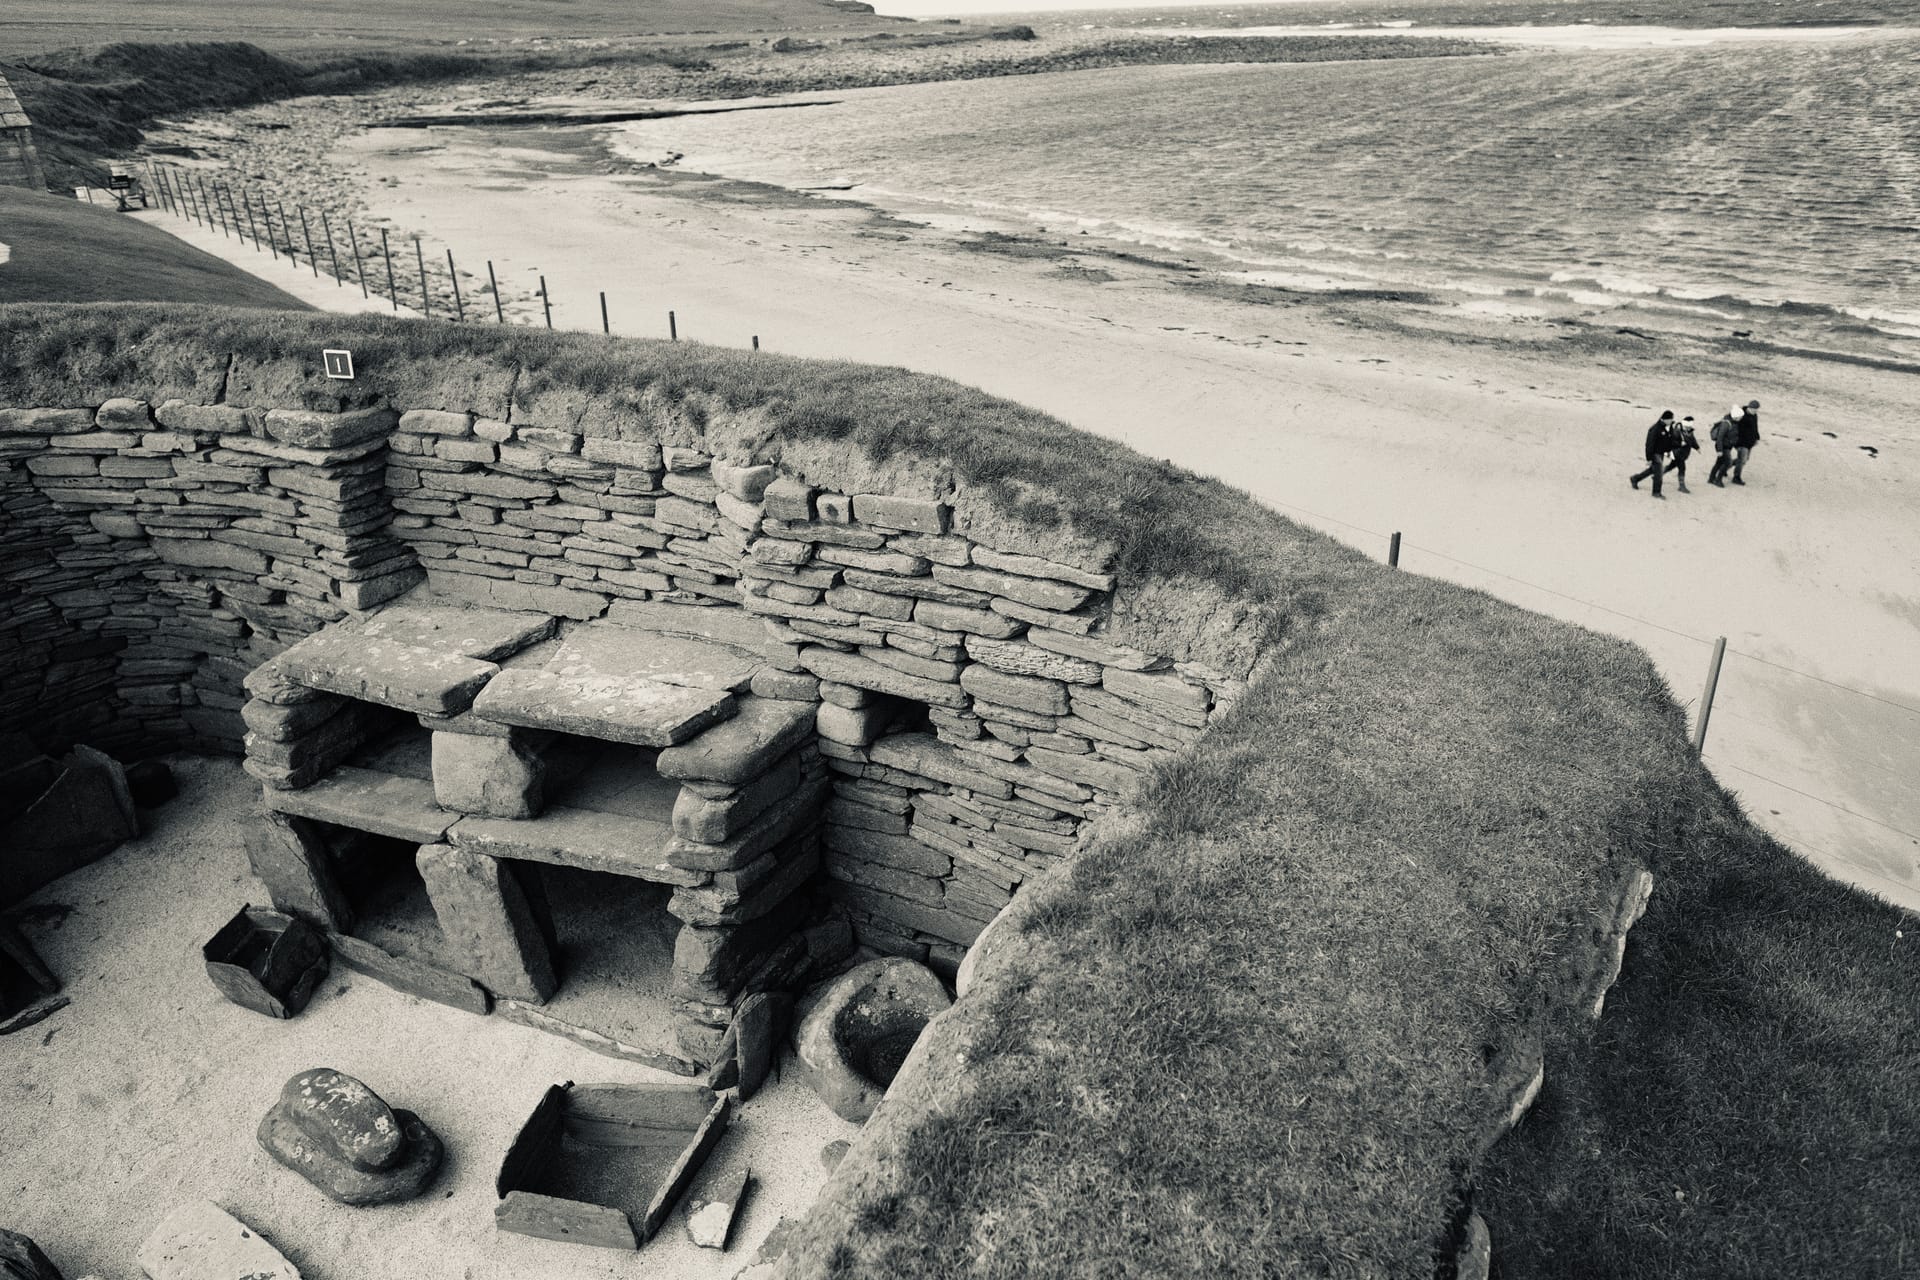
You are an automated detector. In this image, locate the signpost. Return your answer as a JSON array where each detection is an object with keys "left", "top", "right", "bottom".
[{"left": 322, "top": 349, "right": 355, "bottom": 380}]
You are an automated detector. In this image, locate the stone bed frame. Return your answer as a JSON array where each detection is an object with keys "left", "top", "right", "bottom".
[{"left": 1, "top": 393, "right": 1245, "bottom": 1077}]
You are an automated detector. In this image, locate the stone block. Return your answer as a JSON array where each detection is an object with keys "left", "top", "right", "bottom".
[
  {"left": 263, "top": 405, "right": 398, "bottom": 450},
  {"left": 416, "top": 843, "right": 558, "bottom": 1002},
  {"left": 850, "top": 494, "right": 946, "bottom": 534},
  {"left": 1101, "top": 667, "right": 1213, "bottom": 720},
  {"left": 0, "top": 407, "right": 95, "bottom": 434},
  {"left": 655, "top": 697, "right": 817, "bottom": 784},
  {"left": 245, "top": 811, "right": 355, "bottom": 931},
  {"left": 932, "top": 563, "right": 1093, "bottom": 612},
  {"left": 151, "top": 536, "right": 270, "bottom": 575},
  {"left": 274, "top": 630, "right": 499, "bottom": 715},
  {"left": 335, "top": 564, "right": 426, "bottom": 611},
  {"left": 748, "top": 668, "right": 819, "bottom": 701},
  {"left": 399, "top": 408, "right": 475, "bottom": 436},
  {"left": 432, "top": 729, "right": 547, "bottom": 818},
  {"left": 964, "top": 634, "right": 1104, "bottom": 683},
  {"left": 960, "top": 664, "right": 1070, "bottom": 715},
  {"left": 712, "top": 461, "right": 777, "bottom": 501},
  {"left": 762, "top": 475, "right": 815, "bottom": 521},
  {"left": 1024, "top": 747, "right": 1140, "bottom": 798},
  {"left": 582, "top": 437, "right": 662, "bottom": 469},
  {"left": 816, "top": 700, "right": 894, "bottom": 746},
  {"left": 672, "top": 753, "right": 802, "bottom": 842},
  {"left": 969, "top": 546, "right": 1115, "bottom": 591},
  {"left": 1028, "top": 626, "right": 1169, "bottom": 673},
  {"left": 796, "top": 647, "right": 969, "bottom": 709},
  {"left": 664, "top": 776, "right": 829, "bottom": 872},
  {"left": 137, "top": 1202, "right": 301, "bottom": 1280}
]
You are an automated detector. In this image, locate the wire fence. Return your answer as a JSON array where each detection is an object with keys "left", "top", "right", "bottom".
[
  {"left": 138, "top": 162, "right": 756, "bottom": 350},
  {"left": 135, "top": 161, "right": 1917, "bottom": 900}
]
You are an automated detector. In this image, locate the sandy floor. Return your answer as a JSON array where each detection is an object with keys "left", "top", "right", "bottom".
[{"left": 0, "top": 756, "right": 854, "bottom": 1280}]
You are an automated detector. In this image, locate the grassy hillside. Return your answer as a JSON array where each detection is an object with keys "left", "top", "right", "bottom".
[
  {"left": 0, "top": 0, "right": 890, "bottom": 58},
  {"left": 0, "top": 304, "right": 1911, "bottom": 1276},
  {"left": 0, "top": 188, "right": 307, "bottom": 307}
]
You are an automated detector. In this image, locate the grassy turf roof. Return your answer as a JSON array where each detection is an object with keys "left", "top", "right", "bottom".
[{"left": 0, "top": 303, "right": 1911, "bottom": 1276}]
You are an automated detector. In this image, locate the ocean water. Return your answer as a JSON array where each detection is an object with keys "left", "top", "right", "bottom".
[{"left": 616, "top": 27, "right": 1920, "bottom": 356}]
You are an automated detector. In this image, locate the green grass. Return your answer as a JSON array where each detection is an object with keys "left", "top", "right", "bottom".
[
  {"left": 0, "top": 188, "right": 308, "bottom": 307},
  {"left": 0, "top": 303, "right": 1911, "bottom": 1275}
]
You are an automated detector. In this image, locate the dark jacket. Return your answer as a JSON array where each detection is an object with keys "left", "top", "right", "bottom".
[
  {"left": 1669, "top": 426, "right": 1700, "bottom": 461},
  {"left": 1644, "top": 420, "right": 1674, "bottom": 460},
  {"left": 1711, "top": 416, "right": 1737, "bottom": 450},
  {"left": 1736, "top": 410, "right": 1760, "bottom": 449}
]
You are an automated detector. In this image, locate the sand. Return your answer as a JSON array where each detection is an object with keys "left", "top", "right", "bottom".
[
  {"left": 125, "top": 79, "right": 1919, "bottom": 918},
  {"left": 0, "top": 756, "right": 855, "bottom": 1280}
]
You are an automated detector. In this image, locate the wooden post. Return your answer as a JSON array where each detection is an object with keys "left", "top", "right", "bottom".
[
  {"left": 669, "top": 310, "right": 678, "bottom": 342},
  {"left": 253, "top": 189, "right": 279, "bottom": 261},
  {"left": 415, "top": 237, "right": 432, "bottom": 318},
  {"left": 276, "top": 201, "right": 296, "bottom": 267},
  {"left": 381, "top": 227, "right": 398, "bottom": 311},
  {"left": 1388, "top": 531, "right": 1402, "bottom": 568},
  {"left": 297, "top": 206, "right": 319, "bottom": 277},
  {"left": 600, "top": 291, "right": 610, "bottom": 334},
  {"left": 752, "top": 335, "right": 759, "bottom": 352},
  {"left": 197, "top": 177, "right": 225, "bottom": 236},
  {"left": 1692, "top": 636, "right": 1727, "bottom": 757},
  {"left": 321, "top": 210, "right": 343, "bottom": 285},
  {"left": 447, "top": 248, "right": 466, "bottom": 322},
  {"left": 240, "top": 187, "right": 263, "bottom": 252},
  {"left": 345, "top": 218, "right": 368, "bottom": 296},
  {"left": 540, "top": 275, "right": 552, "bottom": 329},
  {"left": 488, "top": 260, "right": 504, "bottom": 323},
  {"left": 158, "top": 167, "right": 179, "bottom": 218},
  {"left": 147, "top": 162, "right": 171, "bottom": 215}
]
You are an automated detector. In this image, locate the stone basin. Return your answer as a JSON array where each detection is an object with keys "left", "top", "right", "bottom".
[{"left": 794, "top": 957, "right": 952, "bottom": 1123}]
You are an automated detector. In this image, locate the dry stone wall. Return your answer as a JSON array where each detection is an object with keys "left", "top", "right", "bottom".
[{"left": 0, "top": 387, "right": 1245, "bottom": 957}]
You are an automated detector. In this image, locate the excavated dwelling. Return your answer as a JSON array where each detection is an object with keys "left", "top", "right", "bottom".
[{"left": 0, "top": 309, "right": 1692, "bottom": 1279}]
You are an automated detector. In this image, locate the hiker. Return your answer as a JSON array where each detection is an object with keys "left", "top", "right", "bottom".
[
  {"left": 1630, "top": 411, "right": 1676, "bottom": 498},
  {"left": 1731, "top": 398, "right": 1761, "bottom": 485},
  {"left": 1663, "top": 416, "right": 1701, "bottom": 493},
  {"left": 1708, "top": 413, "right": 1738, "bottom": 486}
]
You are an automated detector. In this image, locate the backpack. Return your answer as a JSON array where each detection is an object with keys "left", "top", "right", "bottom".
[{"left": 1710, "top": 417, "right": 1737, "bottom": 449}]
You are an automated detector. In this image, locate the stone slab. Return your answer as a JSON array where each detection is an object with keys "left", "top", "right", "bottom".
[
  {"left": 547, "top": 627, "right": 761, "bottom": 693},
  {"left": 330, "top": 932, "right": 492, "bottom": 1014},
  {"left": 655, "top": 697, "right": 817, "bottom": 784},
  {"left": 262, "top": 767, "right": 456, "bottom": 845},
  {"left": 136, "top": 1201, "right": 302, "bottom": 1280},
  {"left": 417, "top": 844, "right": 558, "bottom": 1002},
  {"left": 472, "top": 668, "right": 736, "bottom": 747},
  {"left": 274, "top": 628, "right": 499, "bottom": 716},
  {"left": 448, "top": 806, "right": 693, "bottom": 884},
  {"left": 796, "top": 647, "right": 969, "bottom": 709},
  {"left": 357, "top": 603, "right": 557, "bottom": 661}
]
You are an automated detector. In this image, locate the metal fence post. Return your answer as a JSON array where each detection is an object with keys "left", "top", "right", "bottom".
[
  {"left": 415, "top": 238, "right": 432, "bottom": 318},
  {"left": 297, "top": 206, "right": 319, "bottom": 277},
  {"left": 600, "top": 291, "right": 610, "bottom": 334},
  {"left": 669, "top": 310, "right": 677, "bottom": 341},
  {"left": 1388, "top": 531, "right": 1402, "bottom": 569},
  {"left": 540, "top": 275, "right": 552, "bottom": 329},
  {"left": 276, "top": 201, "right": 296, "bottom": 268},
  {"left": 488, "top": 260, "right": 504, "bottom": 323},
  {"left": 321, "top": 210, "right": 343, "bottom": 285},
  {"left": 380, "top": 227, "right": 397, "bottom": 311},
  {"left": 345, "top": 218, "right": 368, "bottom": 297},
  {"left": 752, "top": 335, "right": 759, "bottom": 352}
]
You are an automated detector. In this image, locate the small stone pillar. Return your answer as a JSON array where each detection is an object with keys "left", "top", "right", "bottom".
[
  {"left": 245, "top": 811, "right": 355, "bottom": 932},
  {"left": 415, "top": 844, "right": 558, "bottom": 1003},
  {"left": 429, "top": 725, "right": 550, "bottom": 819}
]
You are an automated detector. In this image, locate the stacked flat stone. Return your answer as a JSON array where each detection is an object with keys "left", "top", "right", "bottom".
[{"left": 0, "top": 399, "right": 428, "bottom": 757}]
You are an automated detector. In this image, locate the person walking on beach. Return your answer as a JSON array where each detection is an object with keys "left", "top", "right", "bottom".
[
  {"left": 1730, "top": 399, "right": 1761, "bottom": 485},
  {"left": 1663, "top": 415, "right": 1700, "bottom": 493},
  {"left": 1630, "top": 411, "right": 1676, "bottom": 498},
  {"left": 1708, "top": 412, "right": 1738, "bottom": 486}
]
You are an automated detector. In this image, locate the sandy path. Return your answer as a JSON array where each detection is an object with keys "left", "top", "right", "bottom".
[
  {"left": 0, "top": 757, "right": 853, "bottom": 1280},
  {"left": 133, "top": 124, "right": 1920, "bottom": 914}
]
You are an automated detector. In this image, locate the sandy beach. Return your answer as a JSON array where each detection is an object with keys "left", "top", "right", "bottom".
[{"left": 129, "top": 57, "right": 1920, "bottom": 917}]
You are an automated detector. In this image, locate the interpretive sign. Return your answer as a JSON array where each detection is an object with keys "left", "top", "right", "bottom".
[{"left": 323, "top": 349, "right": 355, "bottom": 380}]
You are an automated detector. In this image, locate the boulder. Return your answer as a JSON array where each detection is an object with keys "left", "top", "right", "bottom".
[
  {"left": 793, "top": 958, "right": 951, "bottom": 1123},
  {"left": 257, "top": 1069, "right": 443, "bottom": 1205},
  {"left": 278, "top": 1068, "right": 405, "bottom": 1171}
]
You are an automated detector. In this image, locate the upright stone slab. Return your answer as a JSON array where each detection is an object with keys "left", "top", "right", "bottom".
[
  {"left": 432, "top": 729, "right": 547, "bottom": 819},
  {"left": 245, "top": 811, "right": 355, "bottom": 931},
  {"left": 415, "top": 843, "right": 558, "bottom": 1003}
]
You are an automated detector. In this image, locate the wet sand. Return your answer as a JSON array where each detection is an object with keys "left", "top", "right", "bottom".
[{"left": 135, "top": 86, "right": 1920, "bottom": 915}]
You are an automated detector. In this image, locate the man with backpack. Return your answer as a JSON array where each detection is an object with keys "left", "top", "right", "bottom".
[
  {"left": 1630, "top": 411, "right": 1677, "bottom": 499},
  {"left": 1708, "top": 413, "right": 1738, "bottom": 486},
  {"left": 1730, "top": 398, "right": 1761, "bottom": 485},
  {"left": 1663, "top": 416, "right": 1701, "bottom": 493}
]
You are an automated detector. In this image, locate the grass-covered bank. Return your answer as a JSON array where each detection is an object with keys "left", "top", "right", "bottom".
[
  {"left": 1, "top": 305, "right": 1911, "bottom": 1276},
  {"left": 0, "top": 187, "right": 308, "bottom": 307}
]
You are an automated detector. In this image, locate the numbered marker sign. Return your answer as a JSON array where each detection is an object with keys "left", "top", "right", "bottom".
[{"left": 322, "top": 349, "right": 354, "bottom": 380}]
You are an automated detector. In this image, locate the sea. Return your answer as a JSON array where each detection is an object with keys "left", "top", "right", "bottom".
[{"left": 614, "top": 3, "right": 1920, "bottom": 360}]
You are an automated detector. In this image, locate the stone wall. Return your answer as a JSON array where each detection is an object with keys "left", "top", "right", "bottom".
[
  {"left": 0, "top": 390, "right": 1243, "bottom": 959},
  {"left": 0, "top": 400, "right": 421, "bottom": 761}
]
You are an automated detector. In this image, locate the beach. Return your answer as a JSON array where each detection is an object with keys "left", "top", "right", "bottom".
[{"left": 133, "top": 31, "right": 1920, "bottom": 915}]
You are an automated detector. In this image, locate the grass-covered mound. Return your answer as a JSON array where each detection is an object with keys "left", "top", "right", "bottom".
[
  {"left": 0, "top": 304, "right": 1911, "bottom": 1276},
  {"left": 0, "top": 188, "right": 308, "bottom": 308}
]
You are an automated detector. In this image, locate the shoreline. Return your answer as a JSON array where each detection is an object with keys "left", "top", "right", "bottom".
[{"left": 130, "top": 66, "right": 1920, "bottom": 917}]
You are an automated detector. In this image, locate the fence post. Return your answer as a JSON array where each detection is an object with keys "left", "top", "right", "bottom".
[
  {"left": 600, "top": 291, "right": 610, "bottom": 334},
  {"left": 447, "top": 249, "right": 466, "bottom": 322},
  {"left": 158, "top": 166, "right": 179, "bottom": 218},
  {"left": 221, "top": 186, "right": 245, "bottom": 246},
  {"left": 297, "top": 207, "right": 319, "bottom": 277},
  {"left": 321, "top": 210, "right": 343, "bottom": 285},
  {"left": 276, "top": 201, "right": 296, "bottom": 268},
  {"left": 240, "top": 187, "right": 263, "bottom": 252},
  {"left": 1693, "top": 636, "right": 1728, "bottom": 757},
  {"left": 539, "top": 275, "right": 552, "bottom": 329},
  {"left": 1388, "top": 531, "right": 1402, "bottom": 569},
  {"left": 752, "top": 335, "right": 759, "bottom": 352},
  {"left": 197, "top": 177, "right": 224, "bottom": 236},
  {"left": 669, "top": 310, "right": 677, "bottom": 342},
  {"left": 345, "top": 218, "right": 368, "bottom": 296},
  {"left": 380, "top": 228, "right": 397, "bottom": 312},
  {"left": 487, "top": 260, "right": 504, "bottom": 323},
  {"left": 146, "top": 162, "right": 170, "bottom": 215},
  {"left": 414, "top": 238, "right": 431, "bottom": 318},
  {"left": 253, "top": 189, "right": 278, "bottom": 261}
]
